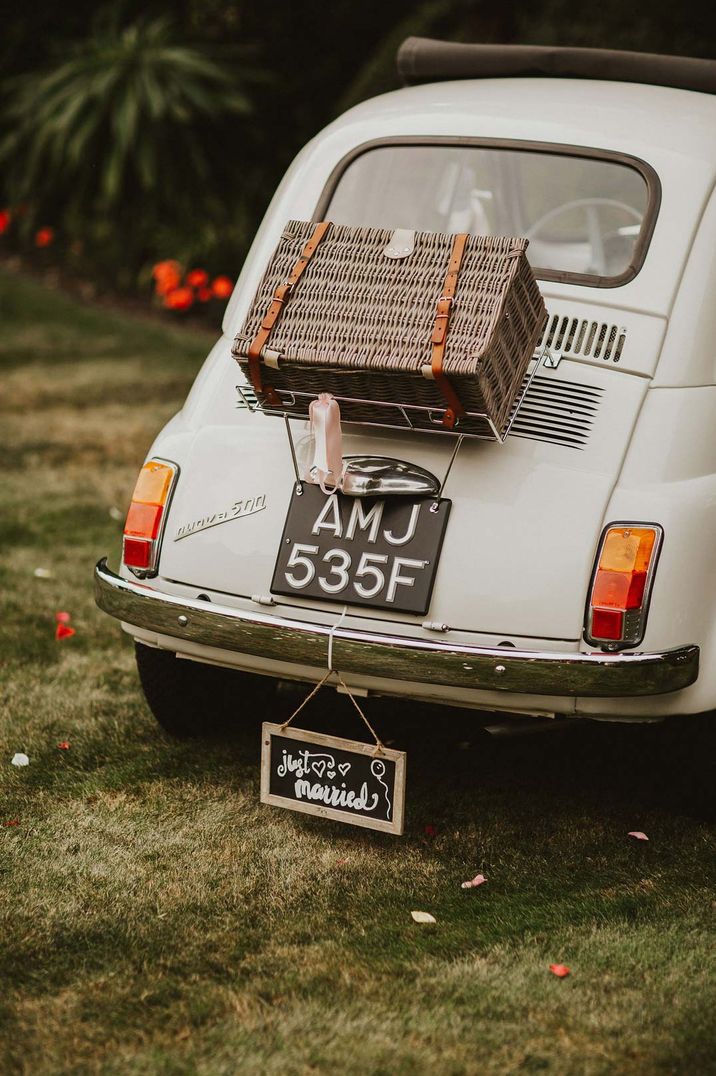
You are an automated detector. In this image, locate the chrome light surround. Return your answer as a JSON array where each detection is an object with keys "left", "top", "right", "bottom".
[
  {"left": 122, "top": 458, "right": 180, "bottom": 580},
  {"left": 584, "top": 521, "right": 664, "bottom": 651}
]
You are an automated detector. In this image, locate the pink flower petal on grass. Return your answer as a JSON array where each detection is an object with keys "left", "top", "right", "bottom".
[
  {"left": 549, "top": 964, "right": 570, "bottom": 978},
  {"left": 461, "top": 874, "right": 487, "bottom": 890},
  {"left": 55, "top": 611, "right": 71, "bottom": 624},
  {"left": 628, "top": 831, "right": 649, "bottom": 841}
]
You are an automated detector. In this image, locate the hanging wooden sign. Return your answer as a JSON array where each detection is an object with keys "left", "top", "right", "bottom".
[{"left": 260, "top": 723, "right": 406, "bottom": 835}]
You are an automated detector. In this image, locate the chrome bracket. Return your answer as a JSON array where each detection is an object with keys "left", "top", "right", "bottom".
[
  {"left": 438, "top": 434, "right": 464, "bottom": 497},
  {"left": 283, "top": 413, "right": 303, "bottom": 495}
]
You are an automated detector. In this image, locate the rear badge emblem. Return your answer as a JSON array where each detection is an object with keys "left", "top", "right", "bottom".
[{"left": 174, "top": 494, "right": 267, "bottom": 541}]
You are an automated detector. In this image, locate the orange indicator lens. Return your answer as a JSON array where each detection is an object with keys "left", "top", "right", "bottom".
[
  {"left": 131, "top": 461, "right": 174, "bottom": 506},
  {"left": 599, "top": 528, "right": 656, "bottom": 574}
]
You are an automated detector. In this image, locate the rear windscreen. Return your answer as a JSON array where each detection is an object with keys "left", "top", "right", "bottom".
[{"left": 323, "top": 144, "right": 652, "bottom": 285}]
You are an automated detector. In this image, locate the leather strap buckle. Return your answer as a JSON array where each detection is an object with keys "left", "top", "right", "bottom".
[
  {"left": 434, "top": 296, "right": 453, "bottom": 318},
  {"left": 272, "top": 281, "right": 293, "bottom": 305},
  {"left": 246, "top": 221, "right": 331, "bottom": 394}
]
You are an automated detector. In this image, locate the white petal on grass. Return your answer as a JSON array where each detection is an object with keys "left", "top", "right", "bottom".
[
  {"left": 410, "top": 910, "right": 436, "bottom": 924},
  {"left": 108, "top": 506, "right": 123, "bottom": 521},
  {"left": 11, "top": 753, "right": 29, "bottom": 767},
  {"left": 33, "top": 567, "right": 53, "bottom": 579}
]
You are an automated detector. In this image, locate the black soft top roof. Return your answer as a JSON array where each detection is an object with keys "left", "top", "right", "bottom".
[{"left": 396, "top": 38, "right": 716, "bottom": 97}]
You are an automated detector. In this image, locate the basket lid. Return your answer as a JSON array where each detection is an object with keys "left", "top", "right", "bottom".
[{"left": 233, "top": 219, "right": 544, "bottom": 379}]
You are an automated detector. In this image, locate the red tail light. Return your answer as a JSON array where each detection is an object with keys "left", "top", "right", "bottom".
[
  {"left": 585, "top": 524, "right": 662, "bottom": 649},
  {"left": 122, "top": 459, "right": 178, "bottom": 577}
]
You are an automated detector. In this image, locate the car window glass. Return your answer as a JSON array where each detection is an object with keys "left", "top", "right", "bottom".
[{"left": 324, "top": 145, "right": 650, "bottom": 282}]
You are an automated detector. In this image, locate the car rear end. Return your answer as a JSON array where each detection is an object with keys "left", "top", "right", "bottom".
[{"left": 95, "top": 68, "right": 716, "bottom": 725}]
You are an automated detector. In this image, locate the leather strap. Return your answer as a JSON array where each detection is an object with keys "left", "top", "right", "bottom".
[
  {"left": 247, "top": 221, "right": 331, "bottom": 395},
  {"left": 431, "top": 233, "right": 468, "bottom": 429}
]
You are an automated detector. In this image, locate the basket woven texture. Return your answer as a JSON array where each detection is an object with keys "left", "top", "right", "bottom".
[{"left": 233, "top": 220, "right": 547, "bottom": 435}]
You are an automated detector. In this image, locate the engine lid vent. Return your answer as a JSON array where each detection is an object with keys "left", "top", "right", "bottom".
[
  {"left": 538, "top": 312, "right": 626, "bottom": 365},
  {"left": 510, "top": 375, "right": 603, "bottom": 449}
]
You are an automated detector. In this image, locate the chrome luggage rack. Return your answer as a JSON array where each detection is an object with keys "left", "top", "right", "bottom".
[{"left": 236, "top": 350, "right": 546, "bottom": 443}]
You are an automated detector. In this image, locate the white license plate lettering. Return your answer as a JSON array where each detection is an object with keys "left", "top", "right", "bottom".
[
  {"left": 318, "top": 548, "right": 352, "bottom": 594},
  {"left": 353, "top": 552, "right": 389, "bottom": 599},
  {"left": 385, "top": 557, "right": 427, "bottom": 602},
  {"left": 284, "top": 543, "right": 319, "bottom": 589},
  {"left": 282, "top": 543, "right": 428, "bottom": 602}
]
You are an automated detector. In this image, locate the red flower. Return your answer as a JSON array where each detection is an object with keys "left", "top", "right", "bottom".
[
  {"left": 424, "top": 824, "right": 437, "bottom": 838},
  {"left": 35, "top": 227, "right": 55, "bottom": 248},
  {"left": 164, "top": 287, "right": 194, "bottom": 311},
  {"left": 549, "top": 964, "right": 571, "bottom": 978},
  {"left": 57, "top": 741, "right": 71, "bottom": 750},
  {"left": 155, "top": 273, "right": 182, "bottom": 297},
  {"left": 211, "top": 275, "right": 233, "bottom": 300},
  {"left": 55, "top": 623, "right": 76, "bottom": 640},
  {"left": 0, "top": 209, "right": 10, "bottom": 234},
  {"left": 196, "top": 286, "right": 213, "bottom": 303},
  {"left": 186, "top": 268, "right": 209, "bottom": 288},
  {"left": 152, "top": 260, "right": 182, "bottom": 296},
  {"left": 152, "top": 259, "right": 181, "bottom": 281}
]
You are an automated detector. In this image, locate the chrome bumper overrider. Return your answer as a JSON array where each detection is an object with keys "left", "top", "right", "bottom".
[{"left": 95, "top": 559, "right": 699, "bottom": 698}]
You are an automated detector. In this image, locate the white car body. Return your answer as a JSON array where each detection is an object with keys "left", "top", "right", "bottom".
[{"left": 96, "top": 70, "right": 716, "bottom": 722}]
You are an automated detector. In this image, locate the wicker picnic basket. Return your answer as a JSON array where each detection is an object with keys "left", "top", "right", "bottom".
[{"left": 233, "top": 220, "right": 547, "bottom": 438}]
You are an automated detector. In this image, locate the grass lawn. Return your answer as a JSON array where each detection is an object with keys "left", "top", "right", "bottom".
[{"left": 1, "top": 269, "right": 715, "bottom": 1075}]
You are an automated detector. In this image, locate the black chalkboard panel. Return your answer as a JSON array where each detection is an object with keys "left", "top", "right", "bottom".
[{"left": 260, "top": 723, "right": 406, "bottom": 834}]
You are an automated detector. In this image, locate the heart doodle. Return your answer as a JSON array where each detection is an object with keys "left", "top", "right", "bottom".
[
  {"left": 312, "top": 760, "right": 326, "bottom": 778},
  {"left": 338, "top": 762, "right": 351, "bottom": 776},
  {"left": 327, "top": 770, "right": 336, "bottom": 779}
]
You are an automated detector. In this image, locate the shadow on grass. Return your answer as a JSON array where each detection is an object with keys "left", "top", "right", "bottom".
[
  {"left": 23, "top": 673, "right": 712, "bottom": 824},
  {"left": 225, "top": 683, "right": 716, "bottom": 824}
]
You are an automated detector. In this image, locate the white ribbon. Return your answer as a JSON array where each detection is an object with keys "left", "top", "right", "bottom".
[{"left": 308, "top": 393, "right": 343, "bottom": 494}]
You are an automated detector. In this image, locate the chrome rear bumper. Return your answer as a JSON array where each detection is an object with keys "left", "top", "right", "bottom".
[{"left": 95, "top": 559, "right": 699, "bottom": 698}]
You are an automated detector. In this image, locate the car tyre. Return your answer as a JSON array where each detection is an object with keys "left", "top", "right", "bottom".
[{"left": 135, "top": 642, "right": 274, "bottom": 738}]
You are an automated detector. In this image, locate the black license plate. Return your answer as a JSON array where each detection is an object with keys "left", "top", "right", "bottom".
[{"left": 271, "top": 483, "right": 451, "bottom": 615}]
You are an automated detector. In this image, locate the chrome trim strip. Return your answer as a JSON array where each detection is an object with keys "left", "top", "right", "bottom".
[{"left": 95, "top": 559, "right": 699, "bottom": 698}]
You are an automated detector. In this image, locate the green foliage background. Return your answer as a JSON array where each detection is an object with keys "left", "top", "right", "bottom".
[{"left": 1, "top": 0, "right": 714, "bottom": 286}]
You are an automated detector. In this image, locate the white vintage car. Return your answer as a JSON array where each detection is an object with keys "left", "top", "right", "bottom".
[{"left": 96, "top": 41, "right": 716, "bottom": 737}]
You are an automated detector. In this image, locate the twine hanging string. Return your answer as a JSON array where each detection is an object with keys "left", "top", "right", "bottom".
[{"left": 280, "top": 670, "right": 385, "bottom": 756}]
